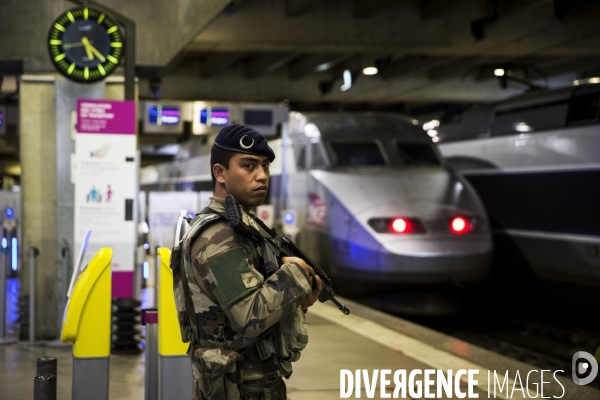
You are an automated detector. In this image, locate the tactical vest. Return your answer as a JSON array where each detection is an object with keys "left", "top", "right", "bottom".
[{"left": 170, "top": 207, "right": 308, "bottom": 399}]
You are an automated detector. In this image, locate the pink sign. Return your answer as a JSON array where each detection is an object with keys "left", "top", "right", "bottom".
[{"left": 77, "top": 99, "right": 136, "bottom": 135}]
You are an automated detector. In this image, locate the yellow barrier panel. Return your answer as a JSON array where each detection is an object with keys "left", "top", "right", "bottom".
[
  {"left": 157, "top": 247, "right": 188, "bottom": 356},
  {"left": 61, "top": 248, "right": 112, "bottom": 358}
]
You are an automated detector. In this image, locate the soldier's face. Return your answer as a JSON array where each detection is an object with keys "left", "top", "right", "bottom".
[{"left": 220, "top": 153, "right": 270, "bottom": 208}]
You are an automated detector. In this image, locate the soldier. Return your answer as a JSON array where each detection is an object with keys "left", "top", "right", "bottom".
[{"left": 174, "top": 124, "right": 323, "bottom": 400}]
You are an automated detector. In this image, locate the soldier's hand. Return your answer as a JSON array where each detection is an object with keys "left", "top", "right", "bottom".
[
  {"left": 281, "top": 256, "right": 314, "bottom": 282},
  {"left": 301, "top": 276, "right": 322, "bottom": 310}
]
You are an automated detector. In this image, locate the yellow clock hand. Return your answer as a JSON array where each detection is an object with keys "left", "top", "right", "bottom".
[
  {"left": 81, "top": 37, "right": 94, "bottom": 61},
  {"left": 89, "top": 45, "right": 106, "bottom": 62}
]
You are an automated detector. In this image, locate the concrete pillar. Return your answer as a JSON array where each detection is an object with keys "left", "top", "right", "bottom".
[{"left": 20, "top": 74, "right": 105, "bottom": 339}]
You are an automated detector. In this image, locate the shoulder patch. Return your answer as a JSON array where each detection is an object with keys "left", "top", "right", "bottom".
[{"left": 208, "top": 247, "right": 257, "bottom": 307}]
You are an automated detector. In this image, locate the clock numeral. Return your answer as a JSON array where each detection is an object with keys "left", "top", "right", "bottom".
[
  {"left": 98, "top": 64, "right": 106, "bottom": 76},
  {"left": 49, "top": 40, "right": 62, "bottom": 46},
  {"left": 66, "top": 12, "right": 75, "bottom": 24},
  {"left": 107, "top": 55, "right": 119, "bottom": 64},
  {"left": 98, "top": 13, "right": 105, "bottom": 24},
  {"left": 54, "top": 53, "right": 66, "bottom": 62},
  {"left": 106, "top": 26, "right": 118, "bottom": 34},
  {"left": 67, "top": 63, "right": 76, "bottom": 75},
  {"left": 110, "top": 42, "right": 123, "bottom": 48},
  {"left": 84, "top": 8, "right": 89, "bottom": 20},
  {"left": 84, "top": 67, "right": 90, "bottom": 80},
  {"left": 54, "top": 23, "right": 66, "bottom": 32}
]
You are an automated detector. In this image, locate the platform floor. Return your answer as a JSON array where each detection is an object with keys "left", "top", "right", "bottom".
[{"left": 2, "top": 297, "right": 600, "bottom": 399}]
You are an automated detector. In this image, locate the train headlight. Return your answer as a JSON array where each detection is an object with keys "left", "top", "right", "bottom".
[
  {"left": 368, "top": 218, "right": 425, "bottom": 234},
  {"left": 450, "top": 216, "right": 471, "bottom": 235}
]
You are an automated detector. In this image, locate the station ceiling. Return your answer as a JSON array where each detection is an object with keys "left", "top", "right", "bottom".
[
  {"left": 144, "top": 0, "right": 600, "bottom": 111},
  {"left": 2, "top": 0, "right": 600, "bottom": 173}
]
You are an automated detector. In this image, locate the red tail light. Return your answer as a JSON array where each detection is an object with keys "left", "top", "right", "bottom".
[
  {"left": 391, "top": 218, "right": 411, "bottom": 233},
  {"left": 368, "top": 218, "right": 426, "bottom": 234},
  {"left": 450, "top": 216, "right": 470, "bottom": 235}
]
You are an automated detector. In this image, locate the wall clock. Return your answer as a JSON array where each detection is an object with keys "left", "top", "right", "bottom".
[{"left": 48, "top": 7, "right": 123, "bottom": 83}]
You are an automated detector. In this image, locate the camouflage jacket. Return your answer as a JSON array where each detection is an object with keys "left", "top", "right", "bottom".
[{"left": 177, "top": 197, "right": 312, "bottom": 400}]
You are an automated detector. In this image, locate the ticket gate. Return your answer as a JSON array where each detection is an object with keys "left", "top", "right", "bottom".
[
  {"left": 61, "top": 248, "right": 112, "bottom": 400},
  {"left": 156, "top": 247, "right": 193, "bottom": 399}
]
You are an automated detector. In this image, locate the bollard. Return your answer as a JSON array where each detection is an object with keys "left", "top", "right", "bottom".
[
  {"left": 29, "top": 247, "right": 39, "bottom": 343},
  {"left": 37, "top": 357, "right": 57, "bottom": 376},
  {"left": 142, "top": 309, "right": 158, "bottom": 400},
  {"left": 34, "top": 374, "right": 57, "bottom": 400}
]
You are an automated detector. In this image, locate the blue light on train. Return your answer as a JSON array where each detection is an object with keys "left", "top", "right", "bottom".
[
  {"left": 143, "top": 242, "right": 149, "bottom": 250},
  {"left": 5, "top": 208, "right": 14, "bottom": 219},
  {"left": 1, "top": 237, "right": 6, "bottom": 249},
  {"left": 283, "top": 212, "right": 295, "bottom": 225},
  {"left": 143, "top": 261, "right": 149, "bottom": 280},
  {"left": 11, "top": 237, "right": 17, "bottom": 271}
]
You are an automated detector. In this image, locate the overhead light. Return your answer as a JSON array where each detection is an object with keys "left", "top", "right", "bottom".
[
  {"left": 432, "top": 136, "right": 440, "bottom": 143},
  {"left": 340, "top": 69, "right": 352, "bottom": 91},
  {"left": 304, "top": 123, "right": 321, "bottom": 138},
  {"left": 427, "top": 129, "right": 438, "bottom": 137},
  {"left": 514, "top": 122, "right": 532, "bottom": 133},
  {"left": 494, "top": 68, "right": 505, "bottom": 77},
  {"left": 315, "top": 62, "right": 333, "bottom": 72},
  {"left": 362, "top": 67, "right": 378, "bottom": 75},
  {"left": 422, "top": 119, "right": 440, "bottom": 131},
  {"left": 572, "top": 77, "right": 600, "bottom": 86}
]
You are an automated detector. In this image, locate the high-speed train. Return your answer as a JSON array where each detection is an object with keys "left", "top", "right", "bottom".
[
  {"left": 141, "top": 112, "right": 492, "bottom": 294},
  {"left": 436, "top": 83, "right": 600, "bottom": 290}
]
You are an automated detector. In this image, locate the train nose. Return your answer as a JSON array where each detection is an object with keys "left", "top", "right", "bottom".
[{"left": 376, "top": 237, "right": 492, "bottom": 284}]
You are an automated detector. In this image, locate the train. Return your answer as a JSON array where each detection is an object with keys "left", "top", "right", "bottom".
[
  {"left": 141, "top": 112, "right": 493, "bottom": 296},
  {"left": 436, "top": 83, "right": 600, "bottom": 293}
]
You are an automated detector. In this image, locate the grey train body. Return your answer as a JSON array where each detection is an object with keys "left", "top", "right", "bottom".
[
  {"left": 141, "top": 112, "right": 493, "bottom": 294},
  {"left": 437, "top": 84, "right": 600, "bottom": 289}
]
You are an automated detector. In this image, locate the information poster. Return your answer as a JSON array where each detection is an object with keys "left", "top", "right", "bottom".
[{"left": 74, "top": 99, "right": 137, "bottom": 298}]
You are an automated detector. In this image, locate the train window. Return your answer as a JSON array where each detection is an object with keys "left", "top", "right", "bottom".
[
  {"left": 330, "top": 141, "right": 386, "bottom": 166},
  {"left": 310, "top": 142, "right": 328, "bottom": 169},
  {"left": 492, "top": 102, "right": 569, "bottom": 136},
  {"left": 296, "top": 146, "right": 307, "bottom": 170},
  {"left": 567, "top": 92, "right": 600, "bottom": 124},
  {"left": 395, "top": 142, "right": 441, "bottom": 166}
]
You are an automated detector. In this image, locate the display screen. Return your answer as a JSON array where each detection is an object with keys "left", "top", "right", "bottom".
[
  {"left": 244, "top": 109, "right": 273, "bottom": 126},
  {"left": 200, "top": 108, "right": 229, "bottom": 126},
  {"left": 148, "top": 105, "right": 180, "bottom": 126}
]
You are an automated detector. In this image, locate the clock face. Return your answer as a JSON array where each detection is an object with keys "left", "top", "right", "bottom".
[{"left": 48, "top": 7, "right": 123, "bottom": 83}]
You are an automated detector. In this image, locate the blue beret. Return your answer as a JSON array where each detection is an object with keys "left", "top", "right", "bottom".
[{"left": 213, "top": 124, "right": 275, "bottom": 162}]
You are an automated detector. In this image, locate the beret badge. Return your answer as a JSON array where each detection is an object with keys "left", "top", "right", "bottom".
[{"left": 240, "top": 135, "right": 254, "bottom": 150}]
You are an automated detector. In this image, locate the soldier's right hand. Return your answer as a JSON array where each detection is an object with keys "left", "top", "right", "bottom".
[{"left": 281, "top": 256, "right": 314, "bottom": 285}]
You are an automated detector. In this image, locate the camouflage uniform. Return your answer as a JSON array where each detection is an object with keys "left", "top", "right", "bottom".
[{"left": 176, "top": 196, "right": 312, "bottom": 400}]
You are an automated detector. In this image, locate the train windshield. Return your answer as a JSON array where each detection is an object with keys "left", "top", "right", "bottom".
[
  {"left": 330, "top": 141, "right": 386, "bottom": 166},
  {"left": 395, "top": 142, "right": 441, "bottom": 167}
]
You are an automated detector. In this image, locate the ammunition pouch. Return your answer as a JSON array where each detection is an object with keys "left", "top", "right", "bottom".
[{"left": 240, "top": 378, "right": 285, "bottom": 400}]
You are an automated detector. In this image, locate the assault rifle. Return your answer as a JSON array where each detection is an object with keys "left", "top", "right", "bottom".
[{"left": 225, "top": 195, "right": 350, "bottom": 315}]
